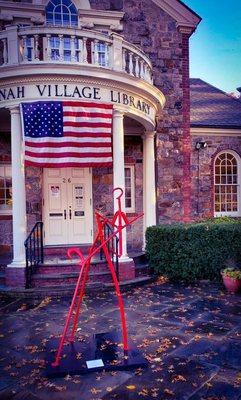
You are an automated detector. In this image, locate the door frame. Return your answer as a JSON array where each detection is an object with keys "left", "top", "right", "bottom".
[{"left": 42, "top": 167, "right": 93, "bottom": 246}]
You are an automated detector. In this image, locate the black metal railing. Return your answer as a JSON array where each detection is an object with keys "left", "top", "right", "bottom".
[
  {"left": 100, "top": 222, "right": 119, "bottom": 281},
  {"left": 24, "top": 221, "right": 44, "bottom": 288}
]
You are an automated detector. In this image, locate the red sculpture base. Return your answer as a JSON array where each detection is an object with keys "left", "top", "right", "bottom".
[{"left": 46, "top": 331, "right": 147, "bottom": 378}]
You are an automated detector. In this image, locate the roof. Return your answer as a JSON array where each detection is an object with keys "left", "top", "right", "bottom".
[{"left": 190, "top": 78, "right": 241, "bottom": 129}]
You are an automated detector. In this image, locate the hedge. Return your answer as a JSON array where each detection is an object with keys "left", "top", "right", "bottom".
[{"left": 146, "top": 220, "right": 241, "bottom": 282}]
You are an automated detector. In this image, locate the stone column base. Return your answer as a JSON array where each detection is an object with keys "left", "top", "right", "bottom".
[
  {"left": 6, "top": 265, "right": 26, "bottom": 288},
  {"left": 118, "top": 258, "right": 135, "bottom": 282}
]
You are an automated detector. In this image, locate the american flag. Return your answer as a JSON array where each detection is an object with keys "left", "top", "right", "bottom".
[{"left": 21, "top": 101, "right": 113, "bottom": 168}]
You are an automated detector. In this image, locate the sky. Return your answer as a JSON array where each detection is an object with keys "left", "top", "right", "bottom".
[{"left": 184, "top": 0, "right": 241, "bottom": 94}]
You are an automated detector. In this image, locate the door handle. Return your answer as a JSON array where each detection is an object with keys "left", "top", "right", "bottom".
[
  {"left": 64, "top": 210, "right": 67, "bottom": 220},
  {"left": 69, "top": 209, "right": 72, "bottom": 219}
]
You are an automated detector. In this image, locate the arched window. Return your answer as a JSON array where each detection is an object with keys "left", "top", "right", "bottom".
[
  {"left": 214, "top": 151, "right": 240, "bottom": 216},
  {"left": 46, "top": 0, "right": 78, "bottom": 27}
]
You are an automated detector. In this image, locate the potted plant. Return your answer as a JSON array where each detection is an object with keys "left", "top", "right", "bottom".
[{"left": 221, "top": 268, "right": 241, "bottom": 293}]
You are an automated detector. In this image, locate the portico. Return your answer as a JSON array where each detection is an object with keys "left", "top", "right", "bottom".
[{"left": 2, "top": 96, "right": 160, "bottom": 259}]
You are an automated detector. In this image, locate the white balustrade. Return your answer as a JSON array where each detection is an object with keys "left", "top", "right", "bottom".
[
  {"left": 22, "top": 35, "right": 29, "bottom": 62},
  {"left": 93, "top": 40, "right": 99, "bottom": 65},
  {"left": 2, "top": 38, "right": 7, "bottom": 64},
  {"left": 122, "top": 48, "right": 126, "bottom": 72},
  {"left": 135, "top": 56, "right": 140, "bottom": 78},
  {"left": 34, "top": 34, "right": 39, "bottom": 61},
  {"left": 0, "top": 26, "right": 153, "bottom": 83},
  {"left": 70, "top": 35, "right": 76, "bottom": 62},
  {"left": 46, "top": 34, "right": 52, "bottom": 61},
  {"left": 82, "top": 37, "right": 87, "bottom": 63},
  {"left": 58, "top": 34, "right": 64, "bottom": 61}
]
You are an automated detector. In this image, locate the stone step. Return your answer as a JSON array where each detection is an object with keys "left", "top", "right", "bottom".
[
  {"left": 0, "top": 272, "right": 5, "bottom": 285},
  {"left": 43, "top": 244, "right": 92, "bottom": 257},
  {"left": 135, "top": 263, "right": 150, "bottom": 277},
  {"left": 31, "top": 270, "right": 114, "bottom": 287},
  {"left": 1, "top": 276, "right": 155, "bottom": 298},
  {"left": 131, "top": 252, "right": 148, "bottom": 266},
  {"left": 37, "top": 258, "right": 109, "bottom": 274}
]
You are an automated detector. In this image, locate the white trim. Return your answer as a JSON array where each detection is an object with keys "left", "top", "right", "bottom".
[
  {"left": 214, "top": 150, "right": 241, "bottom": 217},
  {"left": 191, "top": 127, "right": 241, "bottom": 136},
  {"left": 0, "top": 164, "right": 12, "bottom": 216},
  {"left": 125, "top": 165, "right": 135, "bottom": 213}
]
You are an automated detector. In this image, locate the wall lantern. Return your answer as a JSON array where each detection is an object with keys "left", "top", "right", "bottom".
[{"left": 195, "top": 141, "right": 207, "bottom": 150}]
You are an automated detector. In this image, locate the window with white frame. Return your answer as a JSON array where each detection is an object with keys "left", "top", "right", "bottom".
[
  {"left": 125, "top": 165, "right": 135, "bottom": 213},
  {"left": 96, "top": 42, "right": 109, "bottom": 67},
  {"left": 0, "top": 165, "right": 12, "bottom": 214},
  {"left": 46, "top": 0, "right": 78, "bottom": 27},
  {"left": 49, "top": 36, "right": 79, "bottom": 61},
  {"left": 214, "top": 151, "right": 240, "bottom": 216}
]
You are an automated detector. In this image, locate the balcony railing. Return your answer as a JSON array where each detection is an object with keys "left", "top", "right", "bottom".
[{"left": 0, "top": 25, "right": 153, "bottom": 84}]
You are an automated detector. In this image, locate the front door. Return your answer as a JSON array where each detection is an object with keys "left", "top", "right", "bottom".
[{"left": 43, "top": 168, "right": 93, "bottom": 245}]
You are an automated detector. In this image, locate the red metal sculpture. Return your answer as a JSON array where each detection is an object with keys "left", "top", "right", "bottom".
[{"left": 51, "top": 188, "right": 143, "bottom": 368}]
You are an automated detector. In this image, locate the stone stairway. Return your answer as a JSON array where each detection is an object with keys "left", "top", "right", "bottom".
[
  {"left": 0, "top": 248, "right": 153, "bottom": 296},
  {"left": 29, "top": 247, "right": 152, "bottom": 294},
  {"left": 0, "top": 265, "right": 6, "bottom": 287}
]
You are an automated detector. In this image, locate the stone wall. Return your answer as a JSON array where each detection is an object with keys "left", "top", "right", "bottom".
[
  {"left": 90, "top": 0, "right": 191, "bottom": 223},
  {"left": 93, "top": 135, "right": 144, "bottom": 252},
  {"left": 25, "top": 167, "right": 43, "bottom": 233},
  {"left": 0, "top": 135, "right": 42, "bottom": 253},
  {"left": 190, "top": 134, "right": 241, "bottom": 219}
]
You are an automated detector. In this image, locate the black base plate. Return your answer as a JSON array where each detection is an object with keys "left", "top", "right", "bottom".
[{"left": 46, "top": 331, "right": 148, "bottom": 378}]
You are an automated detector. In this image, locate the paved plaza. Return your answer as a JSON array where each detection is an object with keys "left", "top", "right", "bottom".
[{"left": 0, "top": 280, "right": 241, "bottom": 399}]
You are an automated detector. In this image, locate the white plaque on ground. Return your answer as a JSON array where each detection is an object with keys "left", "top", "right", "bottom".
[{"left": 86, "top": 359, "right": 104, "bottom": 369}]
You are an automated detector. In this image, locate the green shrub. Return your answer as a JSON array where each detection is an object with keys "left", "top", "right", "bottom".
[{"left": 146, "top": 221, "right": 241, "bottom": 282}]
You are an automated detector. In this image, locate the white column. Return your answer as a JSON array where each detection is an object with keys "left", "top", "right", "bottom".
[
  {"left": 9, "top": 107, "right": 27, "bottom": 266},
  {"left": 112, "top": 108, "right": 129, "bottom": 260},
  {"left": 143, "top": 131, "right": 156, "bottom": 249}
]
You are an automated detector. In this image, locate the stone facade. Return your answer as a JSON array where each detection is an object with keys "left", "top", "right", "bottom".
[
  {"left": 86, "top": 0, "right": 191, "bottom": 224},
  {"left": 87, "top": 135, "right": 144, "bottom": 251},
  {"left": 0, "top": 0, "right": 197, "bottom": 256},
  {"left": 190, "top": 134, "right": 241, "bottom": 220}
]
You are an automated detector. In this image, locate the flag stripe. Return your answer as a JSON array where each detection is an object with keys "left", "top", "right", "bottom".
[
  {"left": 63, "top": 101, "right": 113, "bottom": 109},
  {"left": 64, "top": 111, "right": 113, "bottom": 119},
  {"left": 64, "top": 121, "right": 112, "bottom": 128},
  {"left": 25, "top": 150, "right": 112, "bottom": 158},
  {"left": 25, "top": 140, "right": 111, "bottom": 148},
  {"left": 25, "top": 156, "right": 113, "bottom": 163},
  {"left": 63, "top": 127, "right": 111, "bottom": 134},
  {"left": 25, "top": 146, "right": 111, "bottom": 153},
  {"left": 22, "top": 101, "right": 113, "bottom": 168},
  {"left": 25, "top": 160, "right": 112, "bottom": 168}
]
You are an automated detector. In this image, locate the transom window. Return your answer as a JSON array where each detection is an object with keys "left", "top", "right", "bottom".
[
  {"left": 214, "top": 151, "right": 240, "bottom": 216},
  {"left": 0, "top": 165, "right": 12, "bottom": 214},
  {"left": 46, "top": 0, "right": 78, "bottom": 27},
  {"left": 125, "top": 165, "right": 135, "bottom": 213}
]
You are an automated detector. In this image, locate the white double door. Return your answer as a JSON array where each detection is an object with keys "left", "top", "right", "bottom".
[{"left": 43, "top": 168, "right": 93, "bottom": 245}]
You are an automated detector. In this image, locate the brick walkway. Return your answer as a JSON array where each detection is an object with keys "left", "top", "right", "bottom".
[{"left": 0, "top": 280, "right": 241, "bottom": 399}]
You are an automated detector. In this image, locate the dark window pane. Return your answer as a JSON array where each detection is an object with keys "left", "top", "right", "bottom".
[
  {"left": 125, "top": 199, "right": 131, "bottom": 208},
  {"left": 46, "top": 2, "right": 54, "bottom": 11}
]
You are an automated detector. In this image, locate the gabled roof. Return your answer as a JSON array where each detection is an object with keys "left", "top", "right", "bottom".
[
  {"left": 151, "top": 0, "right": 201, "bottom": 32},
  {"left": 190, "top": 78, "right": 241, "bottom": 129}
]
